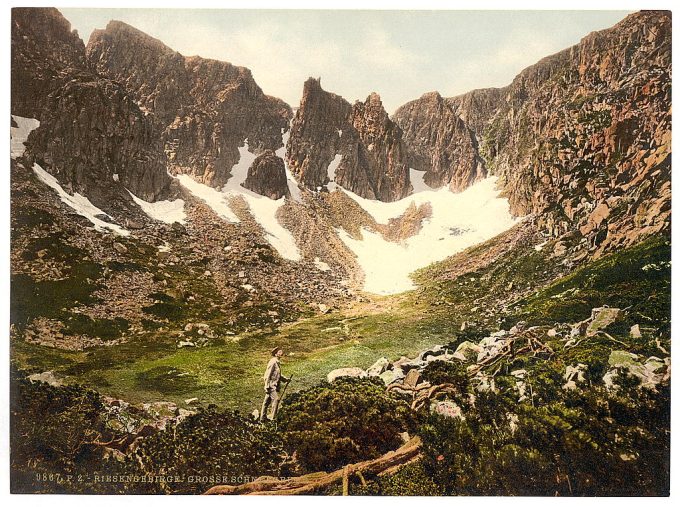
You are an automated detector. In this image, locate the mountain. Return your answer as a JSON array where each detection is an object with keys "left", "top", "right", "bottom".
[
  {"left": 394, "top": 11, "right": 671, "bottom": 256},
  {"left": 286, "top": 78, "right": 411, "bottom": 201},
  {"left": 87, "top": 20, "right": 292, "bottom": 189},
  {"left": 11, "top": 8, "right": 172, "bottom": 211}
]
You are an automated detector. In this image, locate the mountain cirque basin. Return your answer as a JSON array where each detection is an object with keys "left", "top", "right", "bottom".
[{"left": 9, "top": 8, "right": 671, "bottom": 496}]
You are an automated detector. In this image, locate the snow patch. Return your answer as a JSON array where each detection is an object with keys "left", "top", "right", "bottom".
[
  {"left": 409, "top": 168, "right": 432, "bottom": 194},
  {"left": 276, "top": 128, "right": 302, "bottom": 202},
  {"left": 314, "top": 257, "right": 331, "bottom": 272},
  {"left": 177, "top": 141, "right": 301, "bottom": 261},
  {"left": 336, "top": 177, "right": 520, "bottom": 295},
  {"left": 128, "top": 190, "right": 186, "bottom": 225},
  {"left": 327, "top": 154, "right": 342, "bottom": 182},
  {"left": 32, "top": 163, "right": 130, "bottom": 236},
  {"left": 176, "top": 174, "right": 240, "bottom": 223},
  {"left": 10, "top": 115, "right": 40, "bottom": 159}
]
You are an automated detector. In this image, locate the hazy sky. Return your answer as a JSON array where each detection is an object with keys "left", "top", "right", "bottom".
[{"left": 61, "top": 9, "right": 630, "bottom": 113}]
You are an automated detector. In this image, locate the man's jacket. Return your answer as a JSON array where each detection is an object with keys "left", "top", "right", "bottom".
[{"left": 263, "top": 357, "right": 287, "bottom": 390}]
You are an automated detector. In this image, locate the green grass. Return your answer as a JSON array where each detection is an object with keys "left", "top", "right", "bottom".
[
  {"left": 11, "top": 232, "right": 670, "bottom": 415},
  {"left": 504, "top": 235, "right": 671, "bottom": 328},
  {"left": 11, "top": 293, "right": 459, "bottom": 413}
]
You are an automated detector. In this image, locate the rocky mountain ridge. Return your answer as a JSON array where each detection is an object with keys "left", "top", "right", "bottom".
[
  {"left": 286, "top": 78, "right": 411, "bottom": 202},
  {"left": 86, "top": 20, "right": 292, "bottom": 189},
  {"left": 12, "top": 8, "right": 173, "bottom": 210},
  {"left": 394, "top": 10, "right": 671, "bottom": 256}
]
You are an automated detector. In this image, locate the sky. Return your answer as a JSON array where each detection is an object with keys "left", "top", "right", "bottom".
[{"left": 61, "top": 8, "right": 629, "bottom": 114}]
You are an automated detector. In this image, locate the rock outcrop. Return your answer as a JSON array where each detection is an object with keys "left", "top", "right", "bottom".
[
  {"left": 242, "top": 151, "right": 289, "bottom": 199},
  {"left": 86, "top": 20, "right": 292, "bottom": 188},
  {"left": 394, "top": 10, "right": 671, "bottom": 255},
  {"left": 393, "top": 91, "right": 485, "bottom": 191},
  {"left": 11, "top": 8, "right": 172, "bottom": 211},
  {"left": 286, "top": 78, "right": 411, "bottom": 202}
]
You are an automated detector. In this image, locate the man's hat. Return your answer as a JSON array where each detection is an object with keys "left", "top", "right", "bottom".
[{"left": 271, "top": 347, "right": 282, "bottom": 356}]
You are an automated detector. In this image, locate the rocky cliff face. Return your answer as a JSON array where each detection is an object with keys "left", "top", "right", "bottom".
[
  {"left": 483, "top": 10, "right": 671, "bottom": 254},
  {"left": 86, "top": 21, "right": 292, "bottom": 188},
  {"left": 11, "top": 7, "right": 86, "bottom": 119},
  {"left": 394, "top": 10, "right": 671, "bottom": 255},
  {"left": 286, "top": 78, "right": 410, "bottom": 202},
  {"left": 393, "top": 91, "right": 485, "bottom": 191},
  {"left": 11, "top": 8, "right": 172, "bottom": 210}
]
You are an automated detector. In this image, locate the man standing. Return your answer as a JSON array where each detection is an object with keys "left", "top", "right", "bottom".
[{"left": 260, "top": 347, "right": 290, "bottom": 422}]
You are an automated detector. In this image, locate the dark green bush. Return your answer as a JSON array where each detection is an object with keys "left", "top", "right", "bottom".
[
  {"left": 277, "top": 377, "right": 414, "bottom": 473},
  {"left": 420, "top": 361, "right": 469, "bottom": 394},
  {"left": 127, "top": 407, "right": 284, "bottom": 494},
  {"left": 419, "top": 379, "right": 670, "bottom": 496},
  {"left": 353, "top": 460, "right": 443, "bottom": 496},
  {"left": 10, "top": 366, "right": 122, "bottom": 493}
]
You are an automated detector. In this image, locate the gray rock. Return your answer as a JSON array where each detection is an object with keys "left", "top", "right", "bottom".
[
  {"left": 367, "top": 357, "right": 390, "bottom": 377},
  {"left": 630, "top": 324, "right": 642, "bottom": 338},
  {"left": 113, "top": 242, "right": 128, "bottom": 254},
  {"left": 27, "top": 370, "right": 62, "bottom": 387},
  {"left": 327, "top": 367, "right": 366, "bottom": 383},
  {"left": 562, "top": 363, "right": 588, "bottom": 390},
  {"left": 454, "top": 341, "right": 482, "bottom": 362},
  {"left": 570, "top": 320, "right": 589, "bottom": 337},
  {"left": 586, "top": 307, "right": 622, "bottom": 336},
  {"left": 379, "top": 367, "right": 404, "bottom": 386}
]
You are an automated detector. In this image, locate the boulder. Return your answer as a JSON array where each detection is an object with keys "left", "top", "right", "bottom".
[
  {"left": 454, "top": 341, "right": 482, "bottom": 362},
  {"left": 242, "top": 150, "right": 289, "bottom": 200},
  {"left": 379, "top": 367, "right": 404, "bottom": 386},
  {"left": 402, "top": 369, "right": 422, "bottom": 389},
  {"left": 563, "top": 363, "right": 588, "bottom": 390},
  {"left": 367, "top": 357, "right": 390, "bottom": 377},
  {"left": 570, "top": 320, "right": 589, "bottom": 337},
  {"left": 586, "top": 307, "right": 622, "bottom": 336},
  {"left": 113, "top": 242, "right": 128, "bottom": 254},
  {"left": 607, "top": 350, "right": 666, "bottom": 389},
  {"left": 630, "top": 324, "right": 642, "bottom": 338},
  {"left": 27, "top": 370, "right": 62, "bottom": 387},
  {"left": 450, "top": 351, "right": 467, "bottom": 362},
  {"left": 327, "top": 367, "right": 366, "bottom": 383}
]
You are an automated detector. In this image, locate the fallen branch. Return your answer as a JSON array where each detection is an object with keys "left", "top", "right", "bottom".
[
  {"left": 655, "top": 337, "right": 669, "bottom": 355},
  {"left": 411, "top": 383, "right": 458, "bottom": 411},
  {"left": 598, "top": 331, "right": 630, "bottom": 348},
  {"left": 203, "top": 436, "right": 422, "bottom": 495}
]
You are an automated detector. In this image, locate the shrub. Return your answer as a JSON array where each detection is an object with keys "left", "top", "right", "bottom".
[
  {"left": 277, "top": 377, "right": 414, "bottom": 473},
  {"left": 10, "top": 366, "right": 121, "bottom": 493},
  {"left": 126, "top": 407, "right": 284, "bottom": 494}
]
